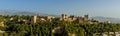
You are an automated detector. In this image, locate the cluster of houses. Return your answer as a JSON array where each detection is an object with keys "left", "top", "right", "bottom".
[{"left": 93, "top": 32, "right": 120, "bottom": 36}]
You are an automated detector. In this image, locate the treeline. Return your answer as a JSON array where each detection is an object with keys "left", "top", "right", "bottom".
[
  {"left": 0, "top": 22, "right": 120, "bottom": 36},
  {"left": 0, "top": 22, "right": 52, "bottom": 36}
]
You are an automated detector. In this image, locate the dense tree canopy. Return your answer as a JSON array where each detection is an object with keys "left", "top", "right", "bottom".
[{"left": 0, "top": 15, "right": 120, "bottom": 36}]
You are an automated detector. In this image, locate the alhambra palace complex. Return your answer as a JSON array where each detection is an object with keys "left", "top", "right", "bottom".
[{"left": 32, "top": 14, "right": 99, "bottom": 24}]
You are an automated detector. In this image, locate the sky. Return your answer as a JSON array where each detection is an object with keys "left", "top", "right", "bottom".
[{"left": 0, "top": 0, "right": 120, "bottom": 18}]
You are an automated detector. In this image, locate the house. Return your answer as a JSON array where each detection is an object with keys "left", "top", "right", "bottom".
[
  {"left": 0, "top": 22, "right": 4, "bottom": 27},
  {"left": 47, "top": 16, "right": 55, "bottom": 22}
]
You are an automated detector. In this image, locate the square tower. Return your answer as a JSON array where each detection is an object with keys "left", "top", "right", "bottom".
[{"left": 33, "top": 15, "right": 37, "bottom": 23}]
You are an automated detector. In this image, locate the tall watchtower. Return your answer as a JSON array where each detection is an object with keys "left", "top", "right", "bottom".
[{"left": 33, "top": 15, "right": 37, "bottom": 23}]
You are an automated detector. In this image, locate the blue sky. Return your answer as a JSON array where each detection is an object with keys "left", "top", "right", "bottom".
[{"left": 0, "top": 0, "right": 120, "bottom": 18}]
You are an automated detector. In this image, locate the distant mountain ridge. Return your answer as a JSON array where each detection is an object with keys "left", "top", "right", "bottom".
[
  {"left": 0, "top": 10, "right": 59, "bottom": 16},
  {"left": 0, "top": 10, "right": 35, "bottom": 15},
  {"left": 91, "top": 16, "right": 120, "bottom": 23}
]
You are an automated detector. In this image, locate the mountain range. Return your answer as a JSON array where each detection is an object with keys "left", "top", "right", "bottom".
[
  {"left": 91, "top": 16, "right": 120, "bottom": 23},
  {"left": 0, "top": 10, "right": 59, "bottom": 16}
]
